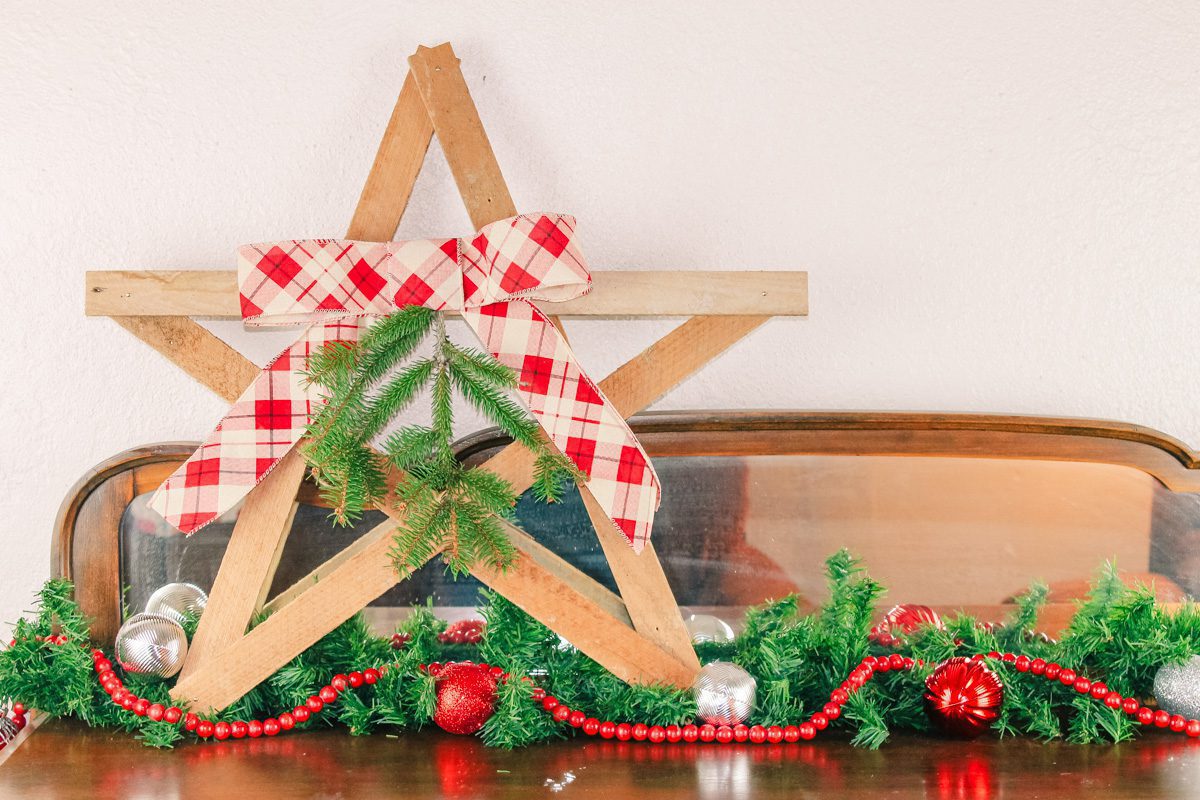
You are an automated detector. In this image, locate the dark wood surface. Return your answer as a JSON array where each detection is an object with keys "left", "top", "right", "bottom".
[{"left": 2, "top": 719, "right": 1198, "bottom": 799}]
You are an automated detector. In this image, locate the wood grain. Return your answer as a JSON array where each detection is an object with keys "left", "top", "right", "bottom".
[
  {"left": 113, "top": 316, "right": 258, "bottom": 403},
  {"left": 86, "top": 270, "right": 807, "bottom": 318},
  {"left": 177, "top": 450, "right": 308, "bottom": 682},
  {"left": 6, "top": 720, "right": 1199, "bottom": 799}
]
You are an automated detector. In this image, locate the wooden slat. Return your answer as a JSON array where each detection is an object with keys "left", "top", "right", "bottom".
[
  {"left": 178, "top": 450, "right": 308, "bottom": 681},
  {"left": 113, "top": 316, "right": 258, "bottom": 403},
  {"left": 172, "top": 65, "right": 442, "bottom": 703},
  {"left": 70, "top": 472, "right": 133, "bottom": 645},
  {"left": 86, "top": 270, "right": 806, "bottom": 318}
]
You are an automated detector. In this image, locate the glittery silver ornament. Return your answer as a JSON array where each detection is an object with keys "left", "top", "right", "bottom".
[
  {"left": 1153, "top": 656, "right": 1200, "bottom": 720},
  {"left": 692, "top": 661, "right": 756, "bottom": 726},
  {"left": 115, "top": 613, "right": 189, "bottom": 678},
  {"left": 685, "top": 613, "right": 735, "bottom": 645},
  {"left": 144, "top": 582, "right": 208, "bottom": 627}
]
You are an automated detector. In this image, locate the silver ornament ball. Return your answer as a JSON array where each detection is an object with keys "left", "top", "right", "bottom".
[
  {"left": 1154, "top": 656, "right": 1200, "bottom": 720},
  {"left": 692, "top": 661, "right": 757, "bottom": 726},
  {"left": 144, "top": 582, "right": 208, "bottom": 627},
  {"left": 115, "top": 613, "right": 189, "bottom": 678},
  {"left": 685, "top": 613, "right": 735, "bottom": 645}
]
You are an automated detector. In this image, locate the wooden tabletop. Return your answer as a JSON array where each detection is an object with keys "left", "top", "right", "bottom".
[{"left": 2, "top": 720, "right": 1198, "bottom": 799}]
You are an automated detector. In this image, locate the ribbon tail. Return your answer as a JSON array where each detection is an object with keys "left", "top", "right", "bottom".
[
  {"left": 460, "top": 301, "right": 661, "bottom": 552},
  {"left": 147, "top": 320, "right": 360, "bottom": 534}
]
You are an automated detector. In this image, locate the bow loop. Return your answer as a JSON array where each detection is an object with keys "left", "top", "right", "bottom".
[{"left": 150, "top": 213, "right": 660, "bottom": 551}]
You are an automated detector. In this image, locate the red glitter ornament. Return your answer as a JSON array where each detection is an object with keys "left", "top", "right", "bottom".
[
  {"left": 870, "top": 604, "right": 944, "bottom": 647},
  {"left": 433, "top": 662, "right": 499, "bottom": 735},
  {"left": 924, "top": 657, "right": 1005, "bottom": 738}
]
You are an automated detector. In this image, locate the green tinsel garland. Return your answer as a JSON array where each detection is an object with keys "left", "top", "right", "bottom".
[{"left": 3, "top": 551, "right": 1199, "bottom": 749}]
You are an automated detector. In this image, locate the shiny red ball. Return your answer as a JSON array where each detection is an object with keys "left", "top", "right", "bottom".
[
  {"left": 433, "top": 662, "right": 498, "bottom": 735},
  {"left": 924, "top": 657, "right": 1005, "bottom": 738},
  {"left": 870, "top": 604, "right": 944, "bottom": 646}
]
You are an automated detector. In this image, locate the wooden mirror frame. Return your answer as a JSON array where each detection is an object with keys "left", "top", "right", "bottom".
[{"left": 53, "top": 410, "right": 1200, "bottom": 646}]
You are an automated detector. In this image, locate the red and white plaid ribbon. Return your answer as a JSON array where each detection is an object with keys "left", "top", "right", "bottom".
[{"left": 148, "top": 214, "right": 660, "bottom": 551}]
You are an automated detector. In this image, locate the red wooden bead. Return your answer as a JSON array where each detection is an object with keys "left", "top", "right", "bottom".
[
  {"left": 766, "top": 725, "right": 784, "bottom": 743},
  {"left": 121, "top": 695, "right": 138, "bottom": 711},
  {"left": 94, "top": 659, "right": 112, "bottom": 673},
  {"left": 10, "top": 702, "right": 24, "bottom": 716},
  {"left": 231, "top": 721, "right": 248, "bottom": 739},
  {"left": 1187, "top": 720, "right": 1200, "bottom": 738},
  {"left": 782, "top": 725, "right": 800, "bottom": 743},
  {"left": 632, "top": 723, "right": 649, "bottom": 740},
  {"left": 699, "top": 724, "right": 717, "bottom": 743},
  {"left": 848, "top": 673, "right": 866, "bottom": 687},
  {"left": 1122, "top": 697, "right": 1141, "bottom": 715},
  {"left": 531, "top": 687, "right": 546, "bottom": 701},
  {"left": 147, "top": 704, "right": 165, "bottom": 722},
  {"left": 292, "top": 706, "right": 310, "bottom": 724},
  {"left": 552, "top": 705, "right": 571, "bottom": 723},
  {"left": 247, "top": 720, "right": 263, "bottom": 738},
  {"left": 798, "top": 722, "right": 817, "bottom": 741},
  {"left": 1073, "top": 677, "right": 1091, "bottom": 694},
  {"left": 830, "top": 688, "right": 849, "bottom": 704},
  {"left": 681, "top": 724, "right": 699, "bottom": 743},
  {"left": 348, "top": 672, "right": 365, "bottom": 688},
  {"left": 363, "top": 668, "right": 380, "bottom": 685},
  {"left": 1090, "top": 682, "right": 1108, "bottom": 700},
  {"left": 665, "top": 724, "right": 682, "bottom": 743},
  {"left": 823, "top": 703, "right": 841, "bottom": 720},
  {"left": 749, "top": 725, "right": 767, "bottom": 744},
  {"left": 165, "top": 707, "right": 182, "bottom": 724},
  {"left": 331, "top": 674, "right": 349, "bottom": 692},
  {"left": 569, "top": 711, "right": 586, "bottom": 728},
  {"left": 12, "top": 715, "right": 25, "bottom": 731},
  {"left": 318, "top": 686, "right": 338, "bottom": 704},
  {"left": 1154, "top": 710, "right": 1171, "bottom": 728},
  {"left": 615, "top": 723, "right": 632, "bottom": 741},
  {"left": 213, "top": 722, "right": 231, "bottom": 741},
  {"left": 1104, "top": 693, "right": 1123, "bottom": 709},
  {"left": 111, "top": 689, "right": 128, "bottom": 705},
  {"left": 306, "top": 696, "right": 324, "bottom": 713},
  {"left": 133, "top": 699, "right": 150, "bottom": 716},
  {"left": 648, "top": 725, "right": 666, "bottom": 744},
  {"left": 263, "top": 718, "right": 281, "bottom": 736},
  {"left": 888, "top": 653, "right": 905, "bottom": 670},
  {"left": 1014, "top": 656, "right": 1031, "bottom": 672},
  {"left": 1030, "top": 659, "right": 1047, "bottom": 676},
  {"left": 1001, "top": 652, "right": 1017, "bottom": 663},
  {"left": 874, "top": 658, "right": 891, "bottom": 673},
  {"left": 278, "top": 712, "right": 295, "bottom": 730},
  {"left": 986, "top": 651, "right": 1001, "bottom": 660},
  {"left": 1170, "top": 715, "right": 1187, "bottom": 733},
  {"left": 196, "top": 721, "right": 214, "bottom": 739},
  {"left": 583, "top": 718, "right": 600, "bottom": 736},
  {"left": 733, "top": 724, "right": 749, "bottom": 742},
  {"left": 811, "top": 713, "right": 829, "bottom": 731},
  {"left": 599, "top": 721, "right": 616, "bottom": 739},
  {"left": 183, "top": 713, "right": 199, "bottom": 732},
  {"left": 715, "top": 726, "right": 734, "bottom": 744},
  {"left": 1137, "top": 707, "right": 1155, "bottom": 725},
  {"left": 541, "top": 696, "right": 559, "bottom": 712}
]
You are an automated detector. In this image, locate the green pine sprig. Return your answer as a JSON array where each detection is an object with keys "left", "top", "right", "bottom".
[{"left": 303, "top": 310, "right": 580, "bottom": 575}]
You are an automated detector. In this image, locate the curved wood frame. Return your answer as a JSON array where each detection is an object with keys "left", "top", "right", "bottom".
[{"left": 54, "top": 410, "right": 1200, "bottom": 646}]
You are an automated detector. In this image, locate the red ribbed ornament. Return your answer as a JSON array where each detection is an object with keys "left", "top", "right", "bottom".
[
  {"left": 433, "top": 663, "right": 498, "bottom": 735},
  {"left": 924, "top": 657, "right": 1005, "bottom": 738},
  {"left": 870, "top": 604, "right": 944, "bottom": 647}
]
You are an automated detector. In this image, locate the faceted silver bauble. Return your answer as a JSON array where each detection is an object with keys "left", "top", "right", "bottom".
[
  {"left": 115, "top": 613, "right": 189, "bottom": 678},
  {"left": 692, "top": 661, "right": 756, "bottom": 726},
  {"left": 685, "top": 613, "right": 735, "bottom": 645},
  {"left": 1154, "top": 656, "right": 1200, "bottom": 720},
  {"left": 144, "top": 582, "right": 208, "bottom": 627}
]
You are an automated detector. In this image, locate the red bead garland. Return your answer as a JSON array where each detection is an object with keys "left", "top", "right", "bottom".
[{"left": 7, "top": 638, "right": 1200, "bottom": 748}]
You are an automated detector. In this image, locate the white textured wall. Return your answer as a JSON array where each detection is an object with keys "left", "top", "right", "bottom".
[{"left": 2, "top": 2, "right": 1198, "bottom": 633}]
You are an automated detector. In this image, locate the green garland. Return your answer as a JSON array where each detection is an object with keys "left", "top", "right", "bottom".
[{"left": 3, "top": 551, "right": 1198, "bottom": 749}]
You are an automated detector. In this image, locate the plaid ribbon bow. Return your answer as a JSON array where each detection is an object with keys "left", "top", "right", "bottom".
[{"left": 147, "top": 214, "right": 661, "bottom": 551}]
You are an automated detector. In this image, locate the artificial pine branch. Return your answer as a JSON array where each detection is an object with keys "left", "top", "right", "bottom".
[{"left": 304, "top": 310, "right": 580, "bottom": 574}]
